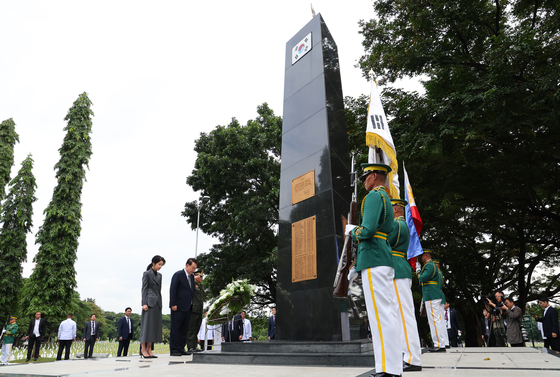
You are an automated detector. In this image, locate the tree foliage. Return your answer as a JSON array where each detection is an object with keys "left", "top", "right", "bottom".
[
  {"left": 0, "top": 155, "right": 37, "bottom": 321},
  {"left": 0, "top": 118, "right": 20, "bottom": 203},
  {"left": 25, "top": 92, "right": 94, "bottom": 318},
  {"left": 182, "top": 103, "right": 281, "bottom": 308},
  {"left": 358, "top": 0, "right": 560, "bottom": 345}
]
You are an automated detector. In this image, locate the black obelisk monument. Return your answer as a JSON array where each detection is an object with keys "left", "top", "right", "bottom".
[{"left": 276, "top": 14, "right": 352, "bottom": 341}]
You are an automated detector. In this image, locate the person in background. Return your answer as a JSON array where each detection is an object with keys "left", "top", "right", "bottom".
[
  {"left": 359, "top": 317, "right": 371, "bottom": 340},
  {"left": 56, "top": 313, "right": 76, "bottom": 361},
  {"left": 83, "top": 314, "right": 100, "bottom": 358},
  {"left": 117, "top": 307, "right": 133, "bottom": 357},
  {"left": 197, "top": 311, "right": 215, "bottom": 350},
  {"left": 240, "top": 311, "right": 252, "bottom": 341},
  {"left": 533, "top": 295, "right": 560, "bottom": 352},
  {"left": 25, "top": 311, "right": 46, "bottom": 362},
  {"left": 502, "top": 297, "right": 524, "bottom": 347},
  {"left": 268, "top": 307, "right": 276, "bottom": 341}
]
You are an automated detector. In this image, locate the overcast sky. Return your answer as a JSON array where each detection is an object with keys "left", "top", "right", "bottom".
[{"left": 0, "top": 0, "right": 422, "bottom": 315}]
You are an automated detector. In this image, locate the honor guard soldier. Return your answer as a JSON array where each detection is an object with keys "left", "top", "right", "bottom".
[
  {"left": 389, "top": 199, "right": 422, "bottom": 371},
  {"left": 418, "top": 250, "right": 446, "bottom": 351},
  {"left": 433, "top": 258, "right": 450, "bottom": 348},
  {"left": 1, "top": 316, "right": 18, "bottom": 365},
  {"left": 346, "top": 163, "right": 402, "bottom": 377}
]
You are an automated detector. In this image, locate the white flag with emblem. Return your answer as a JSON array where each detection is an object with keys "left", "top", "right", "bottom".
[{"left": 366, "top": 75, "right": 399, "bottom": 199}]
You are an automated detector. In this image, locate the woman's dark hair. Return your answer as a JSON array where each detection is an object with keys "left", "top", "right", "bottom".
[{"left": 147, "top": 255, "right": 166, "bottom": 271}]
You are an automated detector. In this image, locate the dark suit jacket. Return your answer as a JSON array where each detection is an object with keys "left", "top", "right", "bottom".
[
  {"left": 221, "top": 316, "right": 243, "bottom": 341},
  {"left": 169, "top": 269, "right": 194, "bottom": 312},
  {"left": 537, "top": 306, "right": 560, "bottom": 340},
  {"left": 118, "top": 316, "right": 133, "bottom": 340},
  {"left": 447, "top": 308, "right": 463, "bottom": 335},
  {"left": 142, "top": 270, "right": 163, "bottom": 308},
  {"left": 268, "top": 315, "right": 276, "bottom": 339},
  {"left": 26, "top": 318, "right": 47, "bottom": 338},
  {"left": 83, "top": 320, "right": 100, "bottom": 341}
]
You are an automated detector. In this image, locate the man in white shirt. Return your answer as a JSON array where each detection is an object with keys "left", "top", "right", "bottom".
[
  {"left": 57, "top": 313, "right": 77, "bottom": 360},
  {"left": 240, "top": 311, "right": 252, "bottom": 341},
  {"left": 197, "top": 311, "right": 215, "bottom": 350}
]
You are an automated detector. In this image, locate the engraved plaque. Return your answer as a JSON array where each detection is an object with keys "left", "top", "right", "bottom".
[
  {"left": 292, "top": 170, "right": 315, "bottom": 205},
  {"left": 292, "top": 216, "right": 317, "bottom": 283}
]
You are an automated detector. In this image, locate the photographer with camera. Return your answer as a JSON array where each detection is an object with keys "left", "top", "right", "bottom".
[
  {"left": 485, "top": 291, "right": 507, "bottom": 347},
  {"left": 502, "top": 297, "right": 524, "bottom": 347}
]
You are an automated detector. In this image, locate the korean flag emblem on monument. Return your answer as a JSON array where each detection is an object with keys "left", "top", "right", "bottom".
[{"left": 292, "top": 32, "right": 312, "bottom": 65}]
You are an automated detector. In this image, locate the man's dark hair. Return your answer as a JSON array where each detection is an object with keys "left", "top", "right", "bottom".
[
  {"left": 186, "top": 258, "right": 198, "bottom": 266},
  {"left": 241, "top": 310, "right": 246, "bottom": 315},
  {"left": 90, "top": 314, "right": 95, "bottom": 318},
  {"left": 125, "top": 307, "right": 132, "bottom": 312},
  {"left": 504, "top": 297, "right": 514, "bottom": 304},
  {"left": 539, "top": 295, "right": 549, "bottom": 302}
]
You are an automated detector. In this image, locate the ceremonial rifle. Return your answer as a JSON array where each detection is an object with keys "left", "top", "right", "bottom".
[{"left": 333, "top": 153, "right": 358, "bottom": 298}]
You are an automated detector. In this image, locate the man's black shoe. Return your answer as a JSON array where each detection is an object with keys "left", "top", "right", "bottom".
[
  {"left": 25, "top": 359, "right": 30, "bottom": 362},
  {"left": 370, "top": 373, "right": 402, "bottom": 377},
  {"left": 403, "top": 362, "right": 422, "bottom": 371},
  {"left": 170, "top": 352, "right": 183, "bottom": 356},
  {"left": 428, "top": 347, "right": 446, "bottom": 352},
  {"left": 33, "top": 358, "right": 38, "bottom": 361},
  {"left": 188, "top": 348, "right": 201, "bottom": 353},
  {"left": 445, "top": 345, "right": 450, "bottom": 349},
  {"left": 180, "top": 350, "right": 192, "bottom": 355}
]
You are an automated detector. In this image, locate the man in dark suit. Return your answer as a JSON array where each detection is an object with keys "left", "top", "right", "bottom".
[
  {"left": 222, "top": 314, "right": 243, "bottom": 342},
  {"left": 25, "top": 311, "right": 47, "bottom": 362},
  {"left": 268, "top": 307, "right": 276, "bottom": 341},
  {"left": 169, "top": 258, "right": 197, "bottom": 356},
  {"left": 443, "top": 303, "right": 463, "bottom": 347},
  {"left": 83, "top": 314, "right": 100, "bottom": 358},
  {"left": 117, "top": 307, "right": 133, "bottom": 357},
  {"left": 534, "top": 296, "right": 560, "bottom": 352}
]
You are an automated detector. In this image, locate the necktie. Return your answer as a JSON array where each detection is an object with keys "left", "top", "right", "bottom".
[
  {"left": 445, "top": 310, "right": 448, "bottom": 321},
  {"left": 127, "top": 317, "right": 131, "bottom": 332},
  {"left": 91, "top": 321, "right": 94, "bottom": 335},
  {"left": 188, "top": 275, "right": 192, "bottom": 289}
]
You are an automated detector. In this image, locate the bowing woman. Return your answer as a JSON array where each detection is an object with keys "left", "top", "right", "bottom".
[{"left": 140, "top": 255, "right": 166, "bottom": 358}]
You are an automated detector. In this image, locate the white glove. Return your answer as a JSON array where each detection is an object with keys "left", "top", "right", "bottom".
[
  {"left": 1, "top": 329, "right": 5, "bottom": 334},
  {"left": 458, "top": 330, "right": 462, "bottom": 336},
  {"left": 415, "top": 261, "right": 422, "bottom": 271},
  {"left": 348, "top": 266, "right": 358, "bottom": 284},
  {"left": 345, "top": 224, "right": 357, "bottom": 236}
]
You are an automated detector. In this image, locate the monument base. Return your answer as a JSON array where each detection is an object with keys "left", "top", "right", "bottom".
[{"left": 191, "top": 340, "right": 375, "bottom": 367}]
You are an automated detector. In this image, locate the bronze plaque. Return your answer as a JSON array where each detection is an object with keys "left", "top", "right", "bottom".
[
  {"left": 292, "top": 216, "right": 317, "bottom": 283},
  {"left": 292, "top": 170, "right": 315, "bottom": 205}
]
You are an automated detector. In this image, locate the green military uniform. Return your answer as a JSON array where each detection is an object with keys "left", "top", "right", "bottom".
[
  {"left": 389, "top": 215, "right": 412, "bottom": 279},
  {"left": 351, "top": 186, "right": 394, "bottom": 272},
  {"left": 419, "top": 259, "right": 442, "bottom": 302},
  {"left": 186, "top": 276, "right": 204, "bottom": 350},
  {"left": 1, "top": 320, "right": 18, "bottom": 365},
  {"left": 2, "top": 323, "right": 17, "bottom": 344}
]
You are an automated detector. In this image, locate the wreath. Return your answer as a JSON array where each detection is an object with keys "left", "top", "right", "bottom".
[{"left": 206, "top": 279, "right": 256, "bottom": 325}]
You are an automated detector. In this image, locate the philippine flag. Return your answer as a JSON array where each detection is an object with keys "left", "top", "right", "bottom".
[{"left": 403, "top": 163, "right": 423, "bottom": 264}]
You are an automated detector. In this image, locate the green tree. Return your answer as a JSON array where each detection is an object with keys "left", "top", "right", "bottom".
[
  {"left": 25, "top": 92, "right": 94, "bottom": 318},
  {"left": 358, "top": 0, "right": 560, "bottom": 345},
  {"left": 182, "top": 103, "right": 281, "bottom": 307},
  {"left": 0, "top": 118, "right": 19, "bottom": 203},
  {"left": 0, "top": 155, "right": 37, "bottom": 322}
]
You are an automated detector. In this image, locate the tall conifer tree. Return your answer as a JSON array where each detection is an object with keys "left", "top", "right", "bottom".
[
  {"left": 26, "top": 93, "right": 94, "bottom": 317},
  {"left": 0, "top": 155, "right": 37, "bottom": 320},
  {"left": 0, "top": 118, "right": 20, "bottom": 202}
]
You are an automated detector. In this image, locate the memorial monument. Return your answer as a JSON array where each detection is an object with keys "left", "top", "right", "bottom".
[{"left": 276, "top": 13, "right": 353, "bottom": 341}]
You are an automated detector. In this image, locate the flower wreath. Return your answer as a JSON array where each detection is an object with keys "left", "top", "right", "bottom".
[{"left": 206, "top": 279, "right": 256, "bottom": 325}]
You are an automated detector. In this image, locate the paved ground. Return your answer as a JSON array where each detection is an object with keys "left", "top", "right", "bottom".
[{"left": 0, "top": 347, "right": 558, "bottom": 377}]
